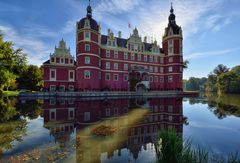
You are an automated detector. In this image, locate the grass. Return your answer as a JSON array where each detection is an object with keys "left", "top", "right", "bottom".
[
  {"left": 155, "top": 129, "right": 240, "bottom": 163},
  {"left": 2, "top": 91, "right": 19, "bottom": 97}
]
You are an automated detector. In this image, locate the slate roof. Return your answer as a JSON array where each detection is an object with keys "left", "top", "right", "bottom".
[{"left": 78, "top": 17, "right": 99, "bottom": 31}]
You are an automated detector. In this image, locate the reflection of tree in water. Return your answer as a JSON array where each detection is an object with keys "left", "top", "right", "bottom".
[
  {"left": 206, "top": 93, "right": 240, "bottom": 119},
  {"left": 0, "top": 97, "right": 27, "bottom": 156},
  {"left": 16, "top": 99, "right": 43, "bottom": 119}
]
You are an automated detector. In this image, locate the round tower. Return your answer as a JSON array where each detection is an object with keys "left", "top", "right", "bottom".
[
  {"left": 76, "top": 2, "right": 101, "bottom": 91},
  {"left": 162, "top": 3, "right": 183, "bottom": 91}
]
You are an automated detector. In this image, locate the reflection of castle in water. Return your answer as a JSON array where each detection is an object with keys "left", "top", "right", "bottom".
[{"left": 43, "top": 97, "right": 183, "bottom": 162}]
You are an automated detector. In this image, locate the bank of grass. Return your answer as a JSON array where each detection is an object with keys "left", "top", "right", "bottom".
[
  {"left": 155, "top": 129, "right": 240, "bottom": 163},
  {"left": 2, "top": 91, "right": 19, "bottom": 97}
]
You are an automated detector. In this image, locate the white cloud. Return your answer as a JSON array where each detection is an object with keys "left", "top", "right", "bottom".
[
  {"left": 0, "top": 24, "right": 51, "bottom": 66},
  {"left": 184, "top": 47, "right": 240, "bottom": 60}
]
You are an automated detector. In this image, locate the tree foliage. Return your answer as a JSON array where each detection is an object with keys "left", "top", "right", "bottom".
[
  {"left": 0, "top": 32, "right": 43, "bottom": 93},
  {"left": 205, "top": 64, "right": 240, "bottom": 94},
  {"left": 184, "top": 77, "right": 207, "bottom": 91}
]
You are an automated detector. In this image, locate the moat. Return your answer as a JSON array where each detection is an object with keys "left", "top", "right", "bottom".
[{"left": 0, "top": 94, "right": 240, "bottom": 162}]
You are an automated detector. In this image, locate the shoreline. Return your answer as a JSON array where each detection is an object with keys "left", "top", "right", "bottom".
[{"left": 19, "top": 91, "right": 198, "bottom": 99}]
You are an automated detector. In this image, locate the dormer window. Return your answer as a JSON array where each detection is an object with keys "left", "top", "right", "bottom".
[
  {"left": 84, "top": 19, "right": 90, "bottom": 28},
  {"left": 61, "top": 58, "right": 64, "bottom": 64},
  {"left": 51, "top": 57, "right": 54, "bottom": 63}
]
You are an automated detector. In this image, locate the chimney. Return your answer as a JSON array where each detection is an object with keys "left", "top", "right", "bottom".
[{"left": 118, "top": 31, "right": 122, "bottom": 38}]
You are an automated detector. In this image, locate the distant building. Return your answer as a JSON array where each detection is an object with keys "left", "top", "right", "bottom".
[{"left": 42, "top": 3, "right": 183, "bottom": 92}]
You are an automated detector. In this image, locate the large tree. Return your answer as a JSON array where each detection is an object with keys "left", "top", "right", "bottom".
[
  {"left": 17, "top": 65, "right": 43, "bottom": 91},
  {"left": 213, "top": 64, "right": 229, "bottom": 76}
]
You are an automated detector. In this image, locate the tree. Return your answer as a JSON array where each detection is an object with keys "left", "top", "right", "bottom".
[
  {"left": 205, "top": 74, "right": 218, "bottom": 92},
  {"left": 213, "top": 64, "right": 229, "bottom": 76},
  {"left": 17, "top": 65, "right": 43, "bottom": 91},
  {"left": 183, "top": 60, "right": 189, "bottom": 69},
  {"left": 217, "top": 71, "right": 240, "bottom": 94}
]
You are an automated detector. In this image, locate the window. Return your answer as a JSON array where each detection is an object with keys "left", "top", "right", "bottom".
[
  {"left": 149, "top": 76, "right": 153, "bottom": 82},
  {"left": 169, "top": 39, "right": 173, "bottom": 45},
  {"left": 106, "top": 50, "right": 110, "bottom": 57},
  {"left": 68, "top": 85, "right": 74, "bottom": 91},
  {"left": 154, "top": 56, "right": 158, "bottom": 63},
  {"left": 154, "top": 76, "right": 158, "bottom": 82},
  {"left": 84, "top": 112, "right": 90, "bottom": 121},
  {"left": 69, "top": 70, "right": 74, "bottom": 81},
  {"left": 160, "top": 57, "right": 164, "bottom": 63},
  {"left": 50, "top": 109, "right": 56, "bottom": 120},
  {"left": 160, "top": 67, "right": 164, "bottom": 73},
  {"left": 84, "top": 70, "right": 91, "bottom": 79},
  {"left": 160, "top": 76, "right": 164, "bottom": 83},
  {"left": 123, "top": 52, "right": 128, "bottom": 60},
  {"left": 180, "top": 66, "right": 183, "bottom": 72},
  {"left": 138, "top": 54, "right": 141, "bottom": 61},
  {"left": 85, "top": 44, "right": 90, "bottom": 51},
  {"left": 123, "top": 74, "right": 128, "bottom": 81},
  {"left": 149, "top": 56, "right": 153, "bottom": 62},
  {"left": 84, "top": 31, "right": 90, "bottom": 41},
  {"left": 168, "top": 57, "right": 173, "bottom": 63},
  {"left": 131, "top": 53, "right": 135, "bottom": 60},
  {"left": 124, "top": 64, "right": 128, "bottom": 71},
  {"left": 50, "top": 69, "right": 56, "bottom": 81},
  {"left": 168, "top": 47, "right": 173, "bottom": 55},
  {"left": 99, "top": 60, "right": 101, "bottom": 67},
  {"left": 168, "top": 105, "right": 173, "bottom": 112},
  {"left": 105, "top": 73, "right": 110, "bottom": 81},
  {"left": 106, "top": 62, "right": 110, "bottom": 69},
  {"left": 144, "top": 55, "right": 148, "bottom": 62},
  {"left": 114, "top": 63, "right": 118, "bottom": 70},
  {"left": 168, "top": 66, "right": 173, "bottom": 72},
  {"left": 149, "top": 66, "right": 153, "bottom": 72},
  {"left": 114, "top": 51, "right": 118, "bottom": 59},
  {"left": 70, "top": 59, "right": 73, "bottom": 64},
  {"left": 85, "top": 56, "right": 90, "bottom": 64},
  {"left": 168, "top": 76, "right": 173, "bottom": 82},
  {"left": 98, "top": 72, "right": 101, "bottom": 79},
  {"left": 114, "top": 74, "right": 118, "bottom": 81},
  {"left": 154, "top": 67, "right": 158, "bottom": 73},
  {"left": 50, "top": 98, "right": 56, "bottom": 105},
  {"left": 61, "top": 58, "right": 64, "bottom": 64},
  {"left": 65, "top": 58, "right": 68, "bottom": 64},
  {"left": 50, "top": 85, "right": 56, "bottom": 92},
  {"left": 51, "top": 57, "right": 54, "bottom": 63},
  {"left": 59, "top": 85, "right": 65, "bottom": 92}
]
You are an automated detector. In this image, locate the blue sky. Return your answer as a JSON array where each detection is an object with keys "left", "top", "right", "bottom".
[{"left": 0, "top": 0, "right": 240, "bottom": 79}]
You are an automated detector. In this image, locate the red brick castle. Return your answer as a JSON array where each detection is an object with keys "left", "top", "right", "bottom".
[{"left": 43, "top": 3, "right": 183, "bottom": 92}]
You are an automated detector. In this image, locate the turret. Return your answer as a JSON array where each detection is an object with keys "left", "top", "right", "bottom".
[
  {"left": 162, "top": 3, "right": 183, "bottom": 91},
  {"left": 75, "top": 0, "right": 101, "bottom": 91}
]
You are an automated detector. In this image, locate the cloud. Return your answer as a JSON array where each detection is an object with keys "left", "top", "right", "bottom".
[
  {"left": 0, "top": 24, "right": 51, "bottom": 66},
  {"left": 184, "top": 47, "right": 240, "bottom": 60}
]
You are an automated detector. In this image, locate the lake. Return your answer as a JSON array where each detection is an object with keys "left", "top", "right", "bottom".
[{"left": 0, "top": 94, "right": 240, "bottom": 162}]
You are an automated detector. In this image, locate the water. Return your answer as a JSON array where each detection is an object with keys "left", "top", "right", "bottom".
[{"left": 0, "top": 95, "right": 240, "bottom": 162}]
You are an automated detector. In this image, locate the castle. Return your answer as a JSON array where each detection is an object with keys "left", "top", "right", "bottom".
[{"left": 42, "top": 3, "right": 183, "bottom": 92}]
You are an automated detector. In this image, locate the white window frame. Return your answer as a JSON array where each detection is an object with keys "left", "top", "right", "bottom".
[
  {"left": 137, "top": 54, "right": 141, "bottom": 61},
  {"left": 159, "top": 76, "right": 164, "bottom": 83},
  {"left": 85, "top": 56, "right": 90, "bottom": 64},
  {"left": 144, "top": 55, "right": 148, "bottom": 62},
  {"left": 114, "top": 51, "right": 118, "bottom": 59},
  {"left": 84, "top": 70, "right": 91, "bottom": 79},
  {"left": 50, "top": 69, "right": 56, "bottom": 81},
  {"left": 123, "top": 64, "right": 128, "bottom": 71},
  {"left": 123, "top": 74, "right": 128, "bottom": 81},
  {"left": 168, "top": 57, "right": 173, "bottom": 63},
  {"left": 154, "top": 67, "right": 158, "bottom": 73},
  {"left": 59, "top": 85, "right": 65, "bottom": 92},
  {"left": 168, "top": 76, "right": 173, "bottom": 83},
  {"left": 84, "top": 31, "right": 90, "bottom": 41},
  {"left": 106, "top": 50, "right": 110, "bottom": 58},
  {"left": 123, "top": 52, "right": 128, "bottom": 60},
  {"left": 114, "top": 74, "right": 118, "bottom": 81},
  {"left": 154, "top": 76, "right": 158, "bottom": 82},
  {"left": 106, "top": 62, "right": 110, "bottom": 69},
  {"left": 105, "top": 73, "right": 110, "bottom": 81},
  {"left": 149, "top": 66, "right": 153, "bottom": 72},
  {"left": 50, "top": 85, "right": 56, "bottom": 92},
  {"left": 168, "top": 66, "right": 173, "bottom": 72},
  {"left": 68, "top": 70, "right": 75, "bottom": 81},
  {"left": 149, "top": 56, "right": 153, "bottom": 62},
  {"left": 85, "top": 44, "right": 90, "bottom": 52},
  {"left": 114, "top": 63, "right": 118, "bottom": 70},
  {"left": 131, "top": 53, "right": 135, "bottom": 60}
]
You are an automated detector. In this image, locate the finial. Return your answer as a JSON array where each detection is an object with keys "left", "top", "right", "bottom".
[
  {"left": 170, "top": 2, "right": 174, "bottom": 13},
  {"left": 87, "top": 0, "right": 92, "bottom": 18}
]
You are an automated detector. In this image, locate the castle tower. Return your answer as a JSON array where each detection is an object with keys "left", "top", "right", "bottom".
[
  {"left": 76, "top": 1, "right": 101, "bottom": 91},
  {"left": 162, "top": 4, "right": 183, "bottom": 91}
]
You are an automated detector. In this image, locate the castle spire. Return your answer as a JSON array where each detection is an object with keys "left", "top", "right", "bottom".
[
  {"left": 86, "top": 0, "right": 92, "bottom": 18},
  {"left": 168, "top": 2, "right": 176, "bottom": 24},
  {"left": 170, "top": 2, "right": 174, "bottom": 13}
]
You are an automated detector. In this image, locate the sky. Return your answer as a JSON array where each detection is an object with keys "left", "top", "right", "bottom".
[{"left": 0, "top": 0, "right": 240, "bottom": 79}]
